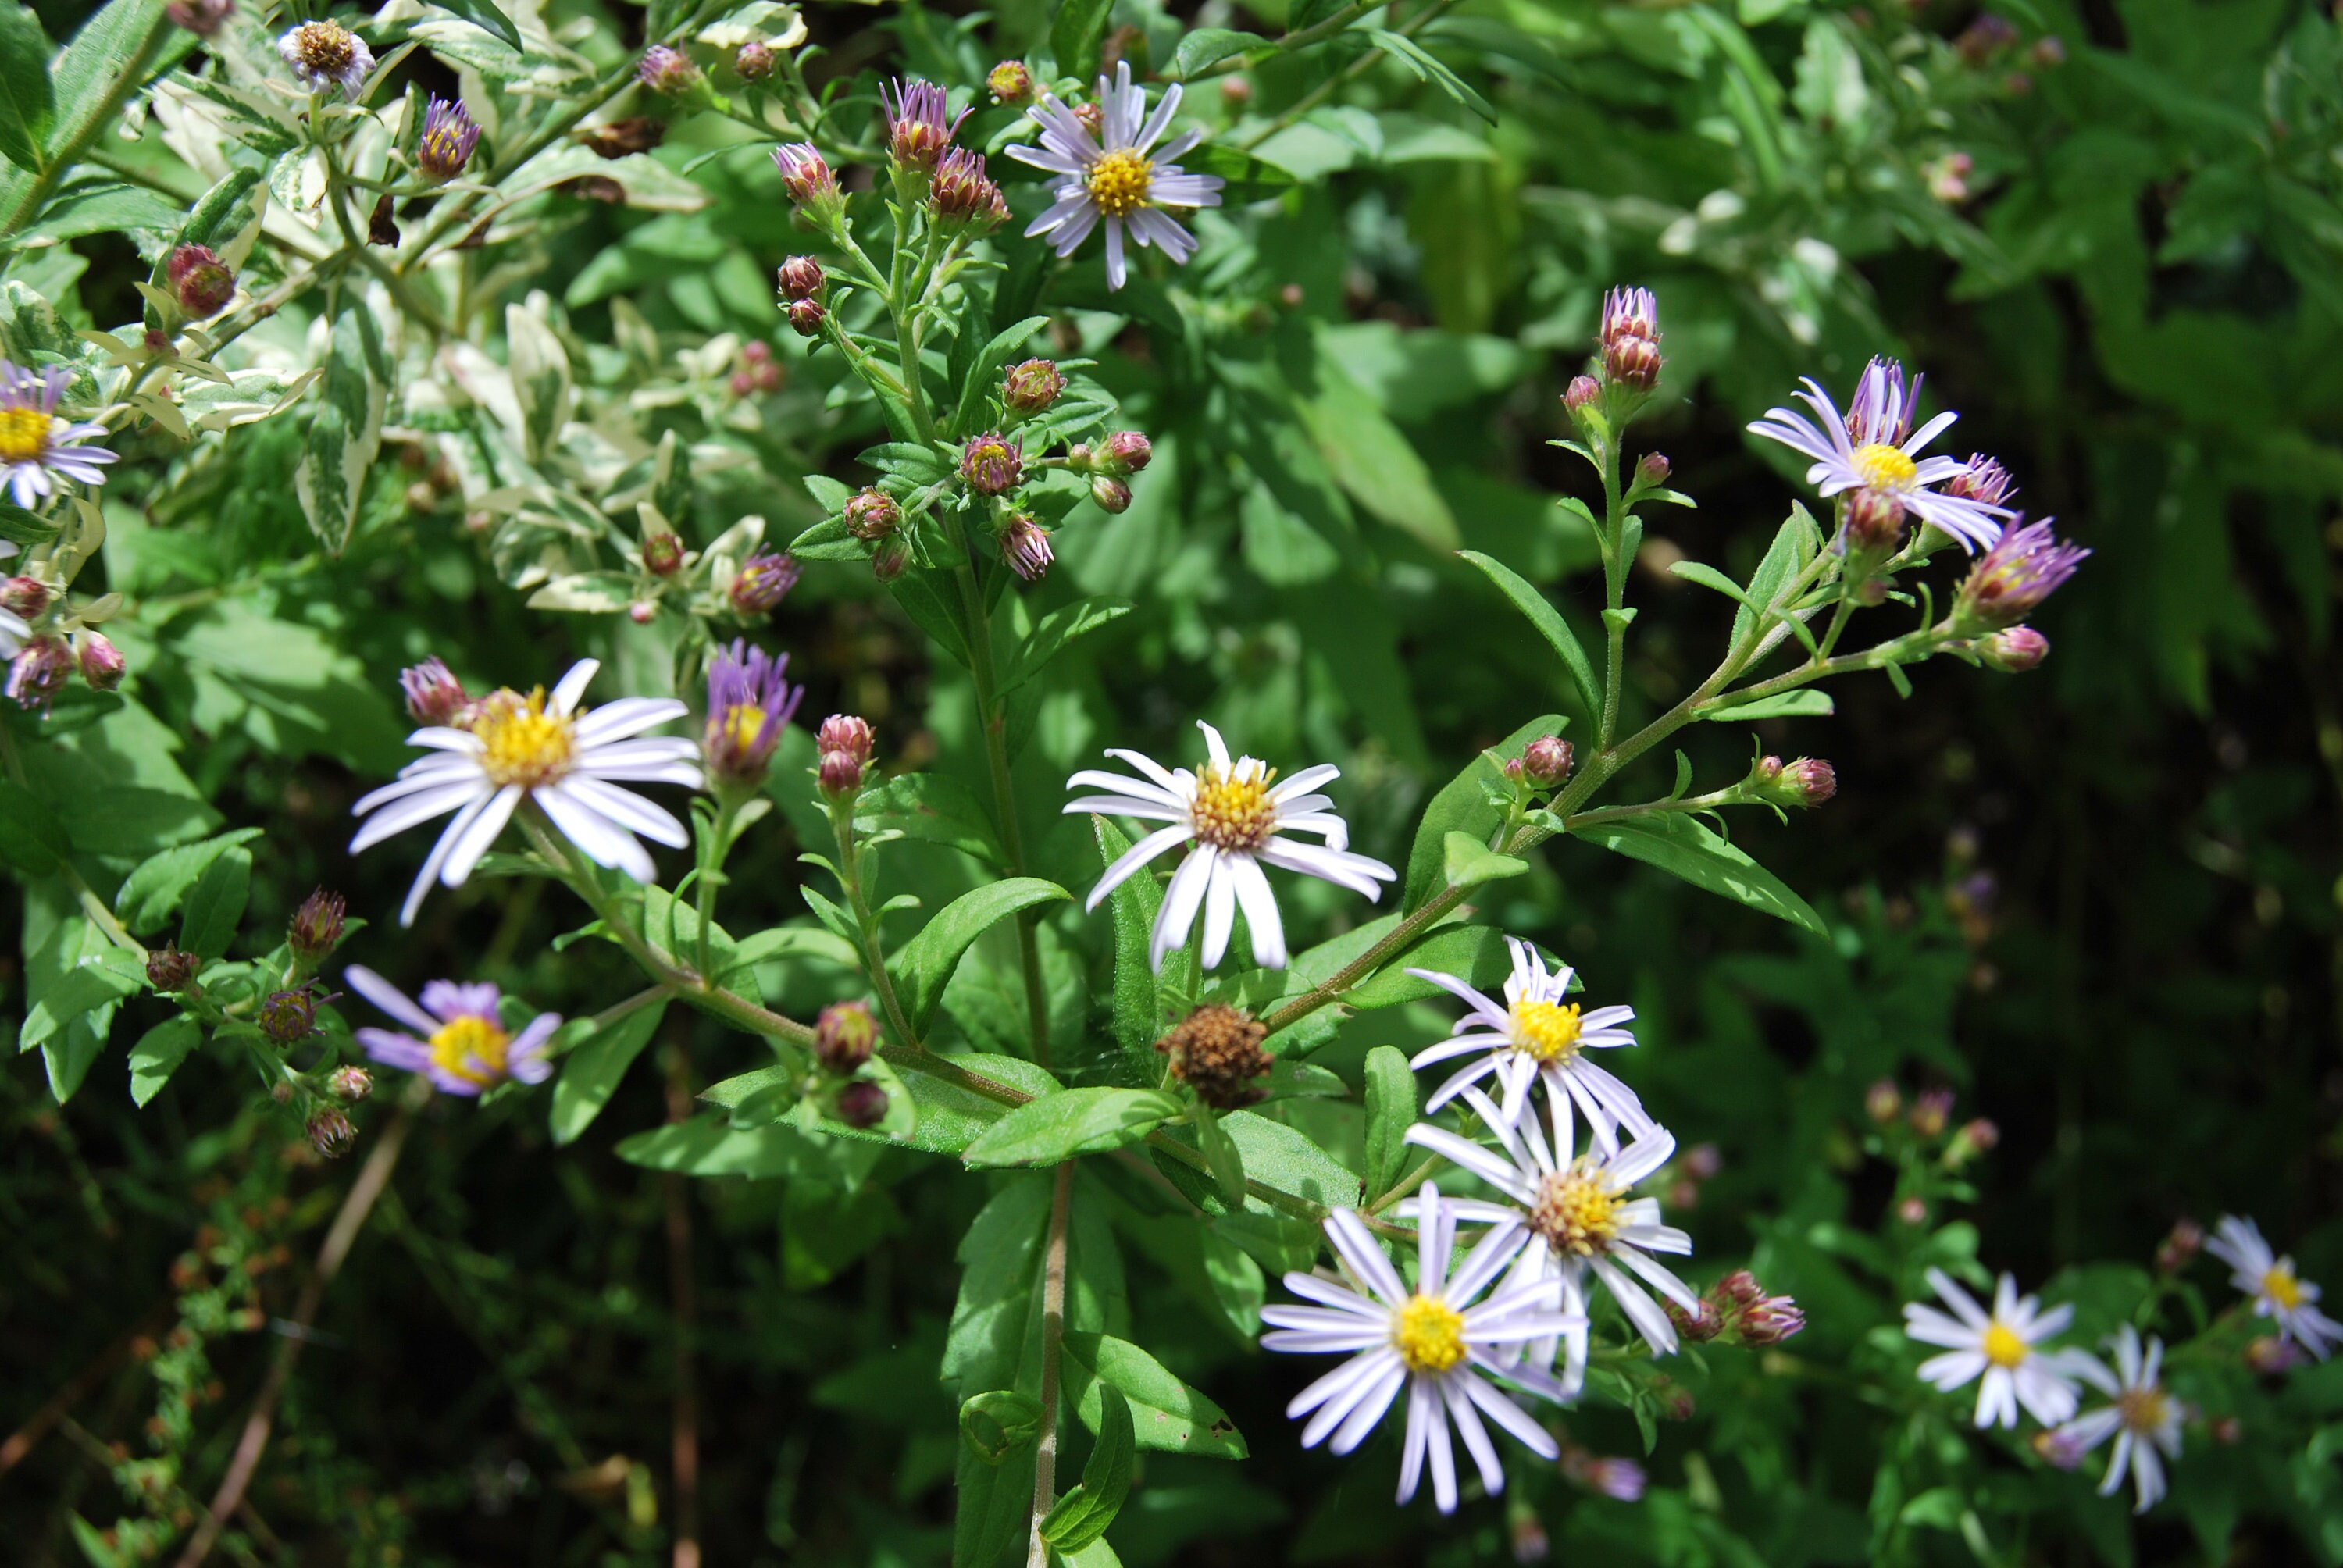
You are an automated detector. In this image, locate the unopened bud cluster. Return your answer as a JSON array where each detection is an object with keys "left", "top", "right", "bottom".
[
  {"left": 817, "top": 714, "right": 875, "bottom": 798},
  {"left": 814, "top": 1000, "right": 878, "bottom": 1074},
  {"left": 4, "top": 574, "right": 130, "bottom": 713},
  {"left": 1665, "top": 1269, "right": 1805, "bottom": 1347},
  {"left": 1751, "top": 754, "right": 1835, "bottom": 808}
]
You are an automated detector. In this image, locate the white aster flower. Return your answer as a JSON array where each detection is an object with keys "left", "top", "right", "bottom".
[
  {"left": 2204, "top": 1214, "right": 2341, "bottom": 1359},
  {"left": 0, "top": 360, "right": 118, "bottom": 510},
  {"left": 1746, "top": 356, "right": 2012, "bottom": 553},
  {"left": 1007, "top": 61, "right": 1225, "bottom": 290},
  {"left": 1260, "top": 1188, "right": 1575, "bottom": 1513},
  {"left": 1903, "top": 1267, "right": 2081, "bottom": 1428},
  {"left": 0, "top": 607, "right": 27, "bottom": 660},
  {"left": 1405, "top": 935, "right": 1651, "bottom": 1152},
  {"left": 351, "top": 658, "right": 703, "bottom": 927},
  {"left": 1067, "top": 721, "right": 1396, "bottom": 971},
  {"left": 2056, "top": 1326, "right": 2182, "bottom": 1514},
  {"left": 1405, "top": 1088, "right": 1695, "bottom": 1388},
  {"left": 277, "top": 19, "right": 376, "bottom": 97}
]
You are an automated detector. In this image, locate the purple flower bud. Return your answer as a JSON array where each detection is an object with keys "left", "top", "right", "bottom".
[
  {"left": 307, "top": 1107, "right": 357, "bottom": 1159},
  {"left": 1753, "top": 755, "right": 1835, "bottom": 808},
  {"left": 329, "top": 1065, "right": 373, "bottom": 1103},
  {"left": 1909, "top": 1088, "right": 1955, "bottom": 1139},
  {"left": 399, "top": 657, "right": 469, "bottom": 726},
  {"left": 1895, "top": 1195, "right": 1929, "bottom": 1226},
  {"left": 2030, "top": 1428, "right": 2088, "bottom": 1470},
  {"left": 2030, "top": 35, "right": 2066, "bottom": 66},
  {"left": 2248, "top": 1335, "right": 2304, "bottom": 1374},
  {"left": 882, "top": 78, "right": 968, "bottom": 171},
  {"left": 1739, "top": 1293, "right": 1806, "bottom": 1345},
  {"left": 776, "top": 255, "right": 825, "bottom": 302},
  {"left": 1978, "top": 625, "right": 2049, "bottom": 672},
  {"left": 843, "top": 487, "right": 900, "bottom": 540},
  {"left": 729, "top": 552, "right": 800, "bottom": 616},
  {"left": 703, "top": 640, "right": 801, "bottom": 789},
  {"left": 931, "top": 147, "right": 1008, "bottom": 230},
  {"left": 168, "top": 244, "right": 236, "bottom": 319},
  {"left": 2156, "top": 1218, "right": 2203, "bottom": 1275},
  {"left": 641, "top": 531, "right": 684, "bottom": 576},
  {"left": 817, "top": 714, "right": 874, "bottom": 797},
  {"left": 1665, "top": 1296, "right": 1724, "bottom": 1343},
  {"left": 1100, "top": 430, "right": 1152, "bottom": 475},
  {"left": 961, "top": 431, "right": 1023, "bottom": 497},
  {"left": 289, "top": 888, "right": 347, "bottom": 959},
  {"left": 166, "top": 0, "right": 233, "bottom": 37},
  {"left": 260, "top": 986, "right": 325, "bottom": 1047},
  {"left": 1865, "top": 1079, "right": 1901, "bottom": 1124},
  {"left": 987, "top": 60, "right": 1034, "bottom": 104},
  {"left": 998, "top": 512, "right": 1053, "bottom": 583},
  {"left": 637, "top": 45, "right": 700, "bottom": 95},
  {"left": 1599, "top": 285, "right": 1662, "bottom": 392},
  {"left": 1003, "top": 358, "right": 1065, "bottom": 414},
  {"left": 1955, "top": 518, "right": 2087, "bottom": 633},
  {"left": 1944, "top": 454, "right": 2014, "bottom": 508},
  {"left": 2, "top": 576, "right": 51, "bottom": 618},
  {"left": 835, "top": 1078, "right": 889, "bottom": 1129},
  {"left": 1681, "top": 1142, "right": 1722, "bottom": 1181},
  {"left": 772, "top": 143, "right": 841, "bottom": 216},
  {"left": 814, "top": 1000, "right": 877, "bottom": 1073},
  {"left": 6, "top": 636, "right": 72, "bottom": 711},
  {"left": 1090, "top": 476, "right": 1132, "bottom": 514},
  {"left": 1636, "top": 451, "right": 1671, "bottom": 487},
  {"left": 735, "top": 40, "right": 776, "bottom": 80},
  {"left": 147, "top": 943, "right": 199, "bottom": 992},
  {"left": 1521, "top": 735, "right": 1572, "bottom": 788},
  {"left": 74, "top": 631, "right": 124, "bottom": 691},
  {"left": 1564, "top": 375, "right": 1599, "bottom": 412},
  {"left": 1956, "top": 12, "right": 2018, "bottom": 62},
  {"left": 1842, "top": 486, "right": 1907, "bottom": 555},
  {"left": 784, "top": 296, "right": 826, "bottom": 337},
  {"left": 417, "top": 95, "right": 482, "bottom": 182},
  {"left": 872, "top": 536, "right": 911, "bottom": 581}
]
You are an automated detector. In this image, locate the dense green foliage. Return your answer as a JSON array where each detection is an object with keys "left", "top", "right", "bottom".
[{"left": 3, "top": 0, "right": 2341, "bottom": 1564}]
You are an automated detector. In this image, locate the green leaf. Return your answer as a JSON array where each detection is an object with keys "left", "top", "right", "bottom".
[
  {"left": 1050, "top": 0, "right": 1114, "bottom": 81},
  {"left": 1062, "top": 1332, "right": 1246, "bottom": 1459},
  {"left": 947, "top": 313, "right": 1050, "bottom": 439},
  {"left": 1168, "top": 27, "right": 1266, "bottom": 79},
  {"left": 1299, "top": 341, "right": 1459, "bottom": 551},
  {"left": 853, "top": 772, "right": 1007, "bottom": 867},
  {"left": 18, "top": 953, "right": 141, "bottom": 1053},
  {"left": 891, "top": 877, "right": 1071, "bottom": 1035},
  {"left": 41, "top": 0, "right": 176, "bottom": 192},
  {"left": 1667, "top": 558, "right": 1751, "bottom": 605},
  {"left": 1457, "top": 551, "right": 1601, "bottom": 717},
  {"left": 614, "top": 1114, "right": 822, "bottom": 1176},
  {"left": 128, "top": 1016, "right": 199, "bottom": 1107},
  {"left": 178, "top": 846, "right": 250, "bottom": 960},
  {"left": 1158, "top": 1110, "right": 1360, "bottom": 1218},
  {"left": 1371, "top": 29, "right": 1496, "bottom": 123},
  {"left": 0, "top": 5, "right": 54, "bottom": 172},
  {"left": 0, "top": 498, "right": 59, "bottom": 546},
  {"left": 1002, "top": 598, "right": 1132, "bottom": 696},
  {"left": 1038, "top": 1385, "right": 1132, "bottom": 1550},
  {"left": 1442, "top": 829, "right": 1527, "bottom": 892},
  {"left": 1702, "top": 689, "right": 1835, "bottom": 722},
  {"left": 1573, "top": 812, "right": 1826, "bottom": 934},
  {"left": 1400, "top": 713, "right": 1560, "bottom": 912},
  {"left": 0, "top": 776, "right": 67, "bottom": 875},
  {"left": 430, "top": 0, "right": 522, "bottom": 48},
  {"left": 294, "top": 307, "right": 390, "bottom": 555},
  {"left": 959, "top": 1389, "right": 1042, "bottom": 1465},
  {"left": 114, "top": 829, "right": 265, "bottom": 934},
  {"left": 16, "top": 182, "right": 184, "bottom": 243},
  {"left": 1178, "top": 142, "right": 1297, "bottom": 204},
  {"left": 58, "top": 786, "right": 216, "bottom": 857},
  {"left": 1090, "top": 815, "right": 1163, "bottom": 1084},
  {"left": 1361, "top": 1044, "right": 1417, "bottom": 1201},
  {"left": 549, "top": 1000, "right": 668, "bottom": 1146},
  {"left": 961, "top": 1087, "right": 1180, "bottom": 1167},
  {"left": 1733, "top": 504, "right": 1821, "bottom": 653},
  {"left": 1195, "top": 1105, "right": 1246, "bottom": 1207}
]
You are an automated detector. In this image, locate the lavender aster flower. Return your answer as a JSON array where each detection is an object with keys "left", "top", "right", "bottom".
[
  {"left": 703, "top": 640, "right": 802, "bottom": 789},
  {"left": 2055, "top": 1327, "right": 2184, "bottom": 1513},
  {"left": 729, "top": 552, "right": 799, "bottom": 616},
  {"left": 1747, "top": 358, "right": 2014, "bottom": 553},
  {"left": 7, "top": 636, "right": 72, "bottom": 711},
  {"left": 881, "top": 78, "right": 968, "bottom": 169},
  {"left": 344, "top": 966, "right": 559, "bottom": 1096},
  {"left": 416, "top": 95, "right": 481, "bottom": 182},
  {"left": 1007, "top": 61, "right": 1225, "bottom": 290},
  {"left": 0, "top": 361, "right": 118, "bottom": 508},
  {"left": 1951, "top": 517, "right": 2088, "bottom": 633},
  {"left": 276, "top": 20, "right": 376, "bottom": 97},
  {"left": 931, "top": 146, "right": 1008, "bottom": 230}
]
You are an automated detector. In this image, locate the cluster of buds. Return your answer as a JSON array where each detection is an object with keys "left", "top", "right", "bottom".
[
  {"left": 729, "top": 339, "right": 783, "bottom": 398},
  {"left": 1750, "top": 754, "right": 1836, "bottom": 809},
  {"left": 1503, "top": 733, "right": 1574, "bottom": 794},
  {"left": 817, "top": 714, "right": 875, "bottom": 799},
  {"left": 5, "top": 607, "right": 125, "bottom": 713},
  {"left": 287, "top": 889, "right": 347, "bottom": 963},
  {"left": 1665, "top": 1269, "right": 1806, "bottom": 1348},
  {"left": 1063, "top": 429, "right": 1151, "bottom": 516},
  {"left": 777, "top": 254, "right": 827, "bottom": 338},
  {"left": 1155, "top": 1004, "right": 1274, "bottom": 1111},
  {"left": 166, "top": 244, "right": 235, "bottom": 320},
  {"left": 416, "top": 96, "right": 481, "bottom": 183},
  {"left": 728, "top": 551, "right": 800, "bottom": 618},
  {"left": 931, "top": 147, "right": 1008, "bottom": 231}
]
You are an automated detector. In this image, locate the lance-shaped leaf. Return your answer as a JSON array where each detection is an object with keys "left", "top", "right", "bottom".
[
  {"left": 548, "top": 999, "right": 668, "bottom": 1146},
  {"left": 1457, "top": 551, "right": 1601, "bottom": 718},
  {"left": 1361, "top": 1044, "right": 1417, "bottom": 1201},
  {"left": 1062, "top": 1332, "right": 1246, "bottom": 1458},
  {"left": 962, "top": 1087, "right": 1181, "bottom": 1167},
  {"left": 294, "top": 307, "right": 388, "bottom": 554},
  {"left": 505, "top": 301, "right": 573, "bottom": 465},
  {"left": 890, "top": 877, "right": 1071, "bottom": 1035},
  {"left": 1037, "top": 1384, "right": 1133, "bottom": 1551},
  {"left": 1090, "top": 815, "right": 1163, "bottom": 1083},
  {"left": 1574, "top": 811, "right": 1826, "bottom": 934},
  {"left": 0, "top": 5, "right": 53, "bottom": 173}
]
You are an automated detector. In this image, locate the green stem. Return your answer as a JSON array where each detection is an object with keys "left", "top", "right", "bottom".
[
  {"left": 1236, "top": 0, "right": 1464, "bottom": 151},
  {"left": 1596, "top": 432, "right": 1628, "bottom": 753},
  {"left": 694, "top": 797, "right": 737, "bottom": 982},
  {"left": 1025, "top": 1162, "right": 1075, "bottom": 1568},
  {"left": 828, "top": 796, "right": 924, "bottom": 1051}
]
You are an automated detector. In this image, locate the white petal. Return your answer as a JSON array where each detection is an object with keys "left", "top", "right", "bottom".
[
  {"left": 1086, "top": 822, "right": 1192, "bottom": 912},
  {"left": 1149, "top": 846, "right": 1214, "bottom": 971},
  {"left": 549, "top": 660, "right": 599, "bottom": 715}
]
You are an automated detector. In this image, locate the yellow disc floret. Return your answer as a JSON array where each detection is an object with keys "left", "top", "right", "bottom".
[
  {"left": 0, "top": 406, "right": 51, "bottom": 465},
  {"left": 1981, "top": 1320, "right": 2030, "bottom": 1369},
  {"left": 2265, "top": 1266, "right": 2306, "bottom": 1310},
  {"left": 429, "top": 1014, "right": 513, "bottom": 1087},
  {"left": 1852, "top": 441, "right": 1919, "bottom": 490},
  {"left": 1510, "top": 999, "right": 1584, "bottom": 1063},
  {"left": 719, "top": 704, "right": 768, "bottom": 754},
  {"left": 1392, "top": 1294, "right": 1467, "bottom": 1374},
  {"left": 1189, "top": 761, "right": 1278, "bottom": 852},
  {"left": 1086, "top": 149, "right": 1155, "bottom": 218},
  {"left": 2115, "top": 1385, "right": 2170, "bottom": 1433},
  {"left": 473, "top": 687, "right": 576, "bottom": 788},
  {"left": 1530, "top": 1163, "right": 1621, "bottom": 1256}
]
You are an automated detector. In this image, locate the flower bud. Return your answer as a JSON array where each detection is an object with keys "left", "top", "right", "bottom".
[
  {"left": 2246, "top": 1335, "right": 2302, "bottom": 1374},
  {"left": 399, "top": 657, "right": 469, "bottom": 726},
  {"left": 1, "top": 576, "right": 49, "bottom": 618},
  {"left": 729, "top": 552, "right": 799, "bottom": 616},
  {"left": 1521, "top": 735, "right": 1572, "bottom": 788},
  {"left": 776, "top": 255, "right": 826, "bottom": 302},
  {"left": 307, "top": 1107, "right": 357, "bottom": 1160},
  {"left": 168, "top": 245, "right": 236, "bottom": 320},
  {"left": 930, "top": 148, "right": 1008, "bottom": 230},
  {"left": 259, "top": 988, "right": 324, "bottom": 1047},
  {"left": 641, "top": 531, "right": 684, "bottom": 576},
  {"left": 1753, "top": 755, "right": 1835, "bottom": 808},
  {"left": 1156, "top": 1004, "right": 1272, "bottom": 1110},
  {"left": 734, "top": 40, "right": 776, "bottom": 80},
  {"left": 998, "top": 512, "right": 1053, "bottom": 583},
  {"left": 1739, "top": 1293, "right": 1805, "bottom": 1345},
  {"left": 1681, "top": 1142, "right": 1722, "bottom": 1181},
  {"left": 961, "top": 432, "right": 1023, "bottom": 497},
  {"left": 883, "top": 78, "right": 967, "bottom": 171},
  {"left": 814, "top": 1000, "right": 877, "bottom": 1074},
  {"left": 1599, "top": 286, "right": 1662, "bottom": 392},
  {"left": 1954, "top": 520, "right": 2088, "bottom": 634},
  {"left": 166, "top": 0, "right": 233, "bottom": 37},
  {"left": 1635, "top": 451, "right": 1671, "bottom": 487},
  {"left": 1944, "top": 454, "right": 2013, "bottom": 508},
  {"left": 1895, "top": 1196, "right": 1929, "bottom": 1226},
  {"left": 6, "top": 637, "right": 72, "bottom": 712},
  {"left": 75, "top": 632, "right": 125, "bottom": 692},
  {"left": 843, "top": 487, "right": 900, "bottom": 540},
  {"left": 1003, "top": 358, "right": 1065, "bottom": 413},
  {"left": 1074, "top": 102, "right": 1105, "bottom": 139},
  {"left": 1090, "top": 476, "right": 1132, "bottom": 514},
  {"left": 2208, "top": 1415, "right": 2241, "bottom": 1445},
  {"left": 987, "top": 59, "right": 1033, "bottom": 104},
  {"left": 872, "top": 536, "right": 911, "bottom": 582},
  {"left": 835, "top": 1078, "right": 889, "bottom": 1129},
  {"left": 147, "top": 943, "right": 199, "bottom": 992},
  {"left": 1654, "top": 1384, "right": 1694, "bottom": 1422},
  {"left": 1100, "top": 430, "right": 1153, "bottom": 475},
  {"left": 1978, "top": 625, "right": 2049, "bottom": 672},
  {"left": 817, "top": 714, "right": 874, "bottom": 798},
  {"left": 328, "top": 1065, "right": 373, "bottom": 1103},
  {"left": 2155, "top": 1218, "right": 2204, "bottom": 1275},
  {"left": 1865, "top": 1080, "right": 1900, "bottom": 1124},
  {"left": 416, "top": 95, "right": 481, "bottom": 183},
  {"left": 1908, "top": 1087, "right": 1954, "bottom": 1139},
  {"left": 1842, "top": 486, "right": 1906, "bottom": 556},
  {"left": 772, "top": 144, "right": 841, "bottom": 221},
  {"left": 637, "top": 45, "right": 701, "bottom": 95},
  {"left": 784, "top": 297, "right": 826, "bottom": 338},
  {"left": 288, "top": 889, "right": 346, "bottom": 960},
  {"left": 629, "top": 600, "right": 656, "bottom": 624},
  {"left": 1665, "top": 1296, "right": 1723, "bottom": 1342},
  {"left": 1563, "top": 375, "right": 1599, "bottom": 413},
  {"left": 2030, "top": 1428, "right": 2088, "bottom": 1470}
]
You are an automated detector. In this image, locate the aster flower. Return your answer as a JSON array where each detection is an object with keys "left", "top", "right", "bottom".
[
  {"left": 2055, "top": 1326, "right": 2182, "bottom": 1513},
  {"left": 1007, "top": 61, "right": 1225, "bottom": 291},
  {"left": 882, "top": 78, "right": 968, "bottom": 169},
  {"left": 1404, "top": 937, "right": 1650, "bottom": 1151},
  {"left": 7, "top": 635, "right": 72, "bottom": 711},
  {"left": 637, "top": 45, "right": 700, "bottom": 96},
  {"left": 772, "top": 143, "right": 841, "bottom": 218},
  {"left": 1066, "top": 720, "right": 1396, "bottom": 971},
  {"left": 1405, "top": 1089, "right": 1694, "bottom": 1387},
  {"left": 1259, "top": 1188, "right": 1575, "bottom": 1513},
  {"left": 1746, "top": 357, "right": 2013, "bottom": 553},
  {"left": 703, "top": 640, "right": 801, "bottom": 789},
  {"left": 1951, "top": 517, "right": 2089, "bottom": 634},
  {"left": 997, "top": 511, "right": 1052, "bottom": 582},
  {"left": 350, "top": 659, "right": 702, "bottom": 926},
  {"left": 0, "top": 604, "right": 27, "bottom": 661},
  {"left": 1902, "top": 1267, "right": 2081, "bottom": 1427},
  {"left": 931, "top": 146, "right": 1008, "bottom": 230},
  {"left": 0, "top": 361, "right": 118, "bottom": 509},
  {"left": 344, "top": 966, "right": 558, "bottom": 1096},
  {"left": 2204, "top": 1214, "right": 2341, "bottom": 1359},
  {"left": 416, "top": 95, "right": 481, "bottom": 182},
  {"left": 276, "top": 19, "right": 376, "bottom": 97}
]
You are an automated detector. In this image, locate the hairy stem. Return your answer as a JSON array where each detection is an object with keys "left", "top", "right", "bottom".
[{"left": 1025, "top": 1162, "right": 1075, "bottom": 1568}]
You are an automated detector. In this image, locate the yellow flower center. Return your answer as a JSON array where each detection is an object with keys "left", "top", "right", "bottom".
[
  {"left": 718, "top": 704, "right": 767, "bottom": 754},
  {"left": 296, "top": 20, "right": 356, "bottom": 74},
  {"left": 1510, "top": 999, "right": 1584, "bottom": 1063},
  {"left": 1981, "top": 1320, "right": 2029, "bottom": 1369},
  {"left": 1852, "top": 441, "right": 1918, "bottom": 490},
  {"left": 1392, "top": 1295, "right": 1467, "bottom": 1374},
  {"left": 1529, "top": 1163, "right": 1621, "bottom": 1256},
  {"left": 2114, "top": 1385, "right": 2170, "bottom": 1433},
  {"left": 1086, "top": 149, "right": 1154, "bottom": 217},
  {"left": 1189, "top": 761, "right": 1278, "bottom": 852},
  {"left": 2265, "top": 1267, "right": 2306, "bottom": 1310},
  {"left": 428, "top": 1014, "right": 512, "bottom": 1087},
  {"left": 473, "top": 688, "right": 576, "bottom": 788},
  {"left": 0, "top": 406, "right": 52, "bottom": 465}
]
